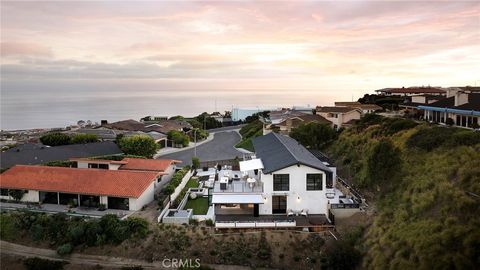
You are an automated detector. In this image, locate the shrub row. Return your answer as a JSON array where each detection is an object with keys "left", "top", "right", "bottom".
[
  {"left": 1, "top": 211, "right": 149, "bottom": 255},
  {"left": 40, "top": 133, "right": 98, "bottom": 146},
  {"left": 163, "top": 167, "right": 191, "bottom": 195}
]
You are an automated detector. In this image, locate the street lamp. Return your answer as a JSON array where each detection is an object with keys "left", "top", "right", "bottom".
[{"left": 193, "top": 128, "right": 198, "bottom": 157}]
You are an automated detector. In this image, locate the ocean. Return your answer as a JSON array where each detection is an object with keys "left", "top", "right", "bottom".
[{"left": 1, "top": 87, "right": 349, "bottom": 130}]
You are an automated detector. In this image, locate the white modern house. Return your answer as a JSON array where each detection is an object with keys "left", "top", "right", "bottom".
[{"left": 212, "top": 132, "right": 357, "bottom": 229}]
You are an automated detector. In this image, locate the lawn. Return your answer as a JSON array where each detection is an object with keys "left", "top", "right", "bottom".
[
  {"left": 185, "top": 178, "right": 199, "bottom": 189},
  {"left": 184, "top": 197, "right": 209, "bottom": 215}
]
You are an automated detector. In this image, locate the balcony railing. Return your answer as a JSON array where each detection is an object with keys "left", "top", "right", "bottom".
[
  {"left": 215, "top": 219, "right": 296, "bottom": 228},
  {"left": 330, "top": 203, "right": 360, "bottom": 209},
  {"left": 213, "top": 181, "right": 263, "bottom": 193}
]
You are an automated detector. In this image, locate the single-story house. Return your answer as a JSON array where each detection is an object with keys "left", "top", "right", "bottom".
[
  {"left": 0, "top": 165, "right": 161, "bottom": 211},
  {"left": 70, "top": 157, "right": 181, "bottom": 190}
]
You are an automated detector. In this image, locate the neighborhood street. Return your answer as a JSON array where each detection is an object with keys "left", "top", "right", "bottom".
[{"left": 158, "top": 130, "right": 246, "bottom": 166}]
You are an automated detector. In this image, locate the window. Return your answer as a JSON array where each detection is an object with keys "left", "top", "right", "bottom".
[
  {"left": 88, "top": 163, "right": 98, "bottom": 169},
  {"left": 98, "top": 164, "right": 109, "bottom": 170},
  {"left": 273, "top": 174, "right": 289, "bottom": 191},
  {"left": 306, "top": 174, "right": 323, "bottom": 190}
]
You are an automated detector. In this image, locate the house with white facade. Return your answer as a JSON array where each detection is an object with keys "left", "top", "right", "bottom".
[
  {"left": 212, "top": 133, "right": 358, "bottom": 229},
  {"left": 0, "top": 165, "right": 161, "bottom": 211},
  {"left": 316, "top": 106, "right": 362, "bottom": 129}
]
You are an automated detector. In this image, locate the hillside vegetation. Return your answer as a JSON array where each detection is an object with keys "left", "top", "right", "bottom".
[
  {"left": 235, "top": 120, "right": 263, "bottom": 151},
  {"left": 327, "top": 116, "right": 480, "bottom": 269}
]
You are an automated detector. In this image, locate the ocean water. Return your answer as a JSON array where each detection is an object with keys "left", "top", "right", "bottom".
[{"left": 1, "top": 87, "right": 346, "bottom": 130}]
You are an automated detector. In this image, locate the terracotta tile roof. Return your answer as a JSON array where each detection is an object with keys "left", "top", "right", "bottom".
[
  {"left": 0, "top": 165, "right": 159, "bottom": 198},
  {"left": 288, "top": 114, "right": 332, "bottom": 125},
  {"left": 334, "top": 101, "right": 361, "bottom": 106},
  {"left": 120, "top": 158, "right": 181, "bottom": 172},
  {"left": 375, "top": 87, "right": 445, "bottom": 94}
]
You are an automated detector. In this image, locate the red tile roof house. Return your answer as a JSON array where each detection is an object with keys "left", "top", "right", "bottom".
[
  {"left": 0, "top": 165, "right": 162, "bottom": 211},
  {"left": 70, "top": 157, "right": 181, "bottom": 192}
]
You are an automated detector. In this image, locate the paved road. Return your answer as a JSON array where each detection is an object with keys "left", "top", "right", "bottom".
[
  {"left": 158, "top": 131, "right": 244, "bottom": 165},
  {"left": 0, "top": 240, "right": 250, "bottom": 270}
]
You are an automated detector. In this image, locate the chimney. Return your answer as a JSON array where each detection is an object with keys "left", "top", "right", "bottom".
[{"left": 455, "top": 92, "right": 469, "bottom": 106}]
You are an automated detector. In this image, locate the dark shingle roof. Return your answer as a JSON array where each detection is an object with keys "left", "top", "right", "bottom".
[
  {"left": 252, "top": 133, "right": 331, "bottom": 174},
  {"left": 0, "top": 142, "right": 122, "bottom": 169}
]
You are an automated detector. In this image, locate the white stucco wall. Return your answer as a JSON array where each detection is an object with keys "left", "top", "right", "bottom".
[
  {"left": 259, "top": 164, "right": 330, "bottom": 216},
  {"left": 128, "top": 181, "right": 155, "bottom": 211},
  {"left": 0, "top": 190, "right": 39, "bottom": 202},
  {"left": 76, "top": 161, "right": 121, "bottom": 170}
]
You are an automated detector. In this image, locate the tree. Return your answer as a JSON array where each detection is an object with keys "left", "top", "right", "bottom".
[
  {"left": 40, "top": 133, "right": 71, "bottom": 146},
  {"left": 289, "top": 122, "right": 337, "bottom": 150},
  {"left": 192, "top": 157, "right": 200, "bottom": 170},
  {"left": 167, "top": 130, "right": 189, "bottom": 147},
  {"left": 118, "top": 135, "right": 159, "bottom": 158},
  {"left": 8, "top": 189, "right": 25, "bottom": 202},
  {"left": 366, "top": 139, "right": 402, "bottom": 190},
  {"left": 194, "top": 112, "right": 222, "bottom": 129}
]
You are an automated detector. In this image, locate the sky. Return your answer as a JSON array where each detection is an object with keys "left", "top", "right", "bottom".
[{"left": 1, "top": 0, "right": 480, "bottom": 129}]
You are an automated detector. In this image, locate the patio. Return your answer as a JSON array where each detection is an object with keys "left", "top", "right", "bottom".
[{"left": 0, "top": 202, "right": 132, "bottom": 219}]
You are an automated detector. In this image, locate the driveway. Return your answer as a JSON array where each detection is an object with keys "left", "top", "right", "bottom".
[{"left": 158, "top": 131, "right": 244, "bottom": 165}]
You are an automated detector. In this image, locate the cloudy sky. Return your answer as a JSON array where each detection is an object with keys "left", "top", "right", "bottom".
[{"left": 1, "top": 0, "right": 479, "bottom": 128}]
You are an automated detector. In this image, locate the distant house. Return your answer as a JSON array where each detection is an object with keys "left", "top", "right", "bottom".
[
  {"left": 316, "top": 107, "right": 362, "bottom": 129},
  {"left": 70, "top": 157, "right": 181, "bottom": 191},
  {"left": 418, "top": 92, "right": 480, "bottom": 128},
  {"left": 66, "top": 128, "right": 117, "bottom": 141},
  {"left": 232, "top": 107, "right": 273, "bottom": 122},
  {"left": 0, "top": 142, "right": 122, "bottom": 170},
  {"left": 334, "top": 102, "right": 383, "bottom": 114},
  {"left": 375, "top": 86, "right": 446, "bottom": 96},
  {"left": 268, "top": 113, "right": 332, "bottom": 135},
  {"left": 0, "top": 165, "right": 160, "bottom": 211},
  {"left": 102, "top": 119, "right": 192, "bottom": 147}
]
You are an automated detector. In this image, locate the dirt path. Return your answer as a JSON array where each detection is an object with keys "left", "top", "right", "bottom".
[{"left": 0, "top": 240, "right": 251, "bottom": 270}]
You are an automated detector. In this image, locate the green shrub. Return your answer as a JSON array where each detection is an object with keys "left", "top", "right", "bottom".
[
  {"left": 0, "top": 213, "right": 19, "bottom": 241},
  {"left": 43, "top": 160, "right": 76, "bottom": 167},
  {"left": 118, "top": 135, "right": 159, "bottom": 158},
  {"left": 380, "top": 118, "right": 418, "bottom": 136},
  {"left": 56, "top": 243, "right": 73, "bottom": 255},
  {"left": 40, "top": 132, "right": 71, "bottom": 146},
  {"left": 168, "top": 130, "right": 190, "bottom": 147},
  {"left": 70, "top": 133, "right": 99, "bottom": 144},
  {"left": 205, "top": 219, "right": 214, "bottom": 226},
  {"left": 290, "top": 122, "right": 337, "bottom": 150},
  {"left": 192, "top": 157, "right": 200, "bottom": 170}
]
